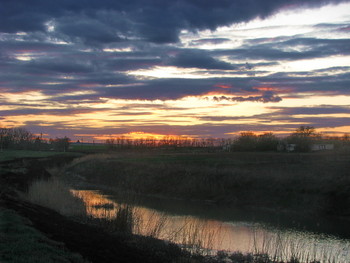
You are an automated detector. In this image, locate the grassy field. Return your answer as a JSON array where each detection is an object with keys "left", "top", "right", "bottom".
[
  {"left": 0, "top": 149, "right": 81, "bottom": 162},
  {"left": 69, "top": 143, "right": 107, "bottom": 153},
  {"left": 0, "top": 208, "right": 86, "bottom": 263},
  {"left": 62, "top": 150, "right": 350, "bottom": 217}
]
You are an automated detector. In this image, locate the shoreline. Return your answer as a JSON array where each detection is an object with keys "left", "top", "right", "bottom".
[
  {"left": 62, "top": 151, "right": 350, "bottom": 218},
  {"left": 70, "top": 181, "right": 350, "bottom": 240},
  {"left": 1, "top": 152, "right": 350, "bottom": 262},
  {"left": 0, "top": 155, "right": 188, "bottom": 263}
]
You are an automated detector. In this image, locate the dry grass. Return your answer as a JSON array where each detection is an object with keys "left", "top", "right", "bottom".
[
  {"left": 250, "top": 229, "right": 350, "bottom": 263},
  {"left": 23, "top": 176, "right": 350, "bottom": 263},
  {"left": 63, "top": 151, "right": 350, "bottom": 216},
  {"left": 25, "top": 177, "right": 86, "bottom": 217}
]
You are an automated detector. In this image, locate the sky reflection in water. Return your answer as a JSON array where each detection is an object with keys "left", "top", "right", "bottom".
[{"left": 71, "top": 189, "right": 350, "bottom": 262}]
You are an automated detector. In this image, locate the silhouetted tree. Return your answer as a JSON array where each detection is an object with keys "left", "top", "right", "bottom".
[
  {"left": 106, "top": 138, "right": 115, "bottom": 150},
  {"left": 293, "top": 126, "right": 316, "bottom": 137},
  {"left": 0, "top": 128, "right": 6, "bottom": 151},
  {"left": 232, "top": 132, "right": 258, "bottom": 151},
  {"left": 0, "top": 127, "right": 34, "bottom": 149},
  {"left": 342, "top": 133, "right": 350, "bottom": 141},
  {"left": 51, "top": 137, "right": 70, "bottom": 152},
  {"left": 287, "top": 126, "right": 318, "bottom": 152},
  {"left": 256, "top": 132, "right": 279, "bottom": 151}
]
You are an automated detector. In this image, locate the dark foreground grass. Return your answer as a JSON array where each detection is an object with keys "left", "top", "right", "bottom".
[
  {"left": 0, "top": 149, "right": 81, "bottom": 162},
  {"left": 69, "top": 143, "right": 107, "bottom": 153},
  {"left": 63, "top": 150, "right": 350, "bottom": 217},
  {"left": 0, "top": 208, "right": 86, "bottom": 263}
]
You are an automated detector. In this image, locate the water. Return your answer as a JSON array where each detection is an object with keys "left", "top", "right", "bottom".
[{"left": 71, "top": 189, "right": 350, "bottom": 262}]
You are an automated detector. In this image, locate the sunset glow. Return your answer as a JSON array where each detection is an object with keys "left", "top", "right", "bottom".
[{"left": 0, "top": 1, "right": 349, "bottom": 140}]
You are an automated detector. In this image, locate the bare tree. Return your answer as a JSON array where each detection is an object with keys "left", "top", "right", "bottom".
[
  {"left": 51, "top": 137, "right": 70, "bottom": 152},
  {"left": 292, "top": 126, "right": 316, "bottom": 137}
]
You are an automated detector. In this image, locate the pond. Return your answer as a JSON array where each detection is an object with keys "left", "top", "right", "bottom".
[{"left": 71, "top": 188, "right": 350, "bottom": 262}]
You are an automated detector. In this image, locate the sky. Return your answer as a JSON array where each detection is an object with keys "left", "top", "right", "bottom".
[{"left": 1, "top": 0, "right": 350, "bottom": 141}]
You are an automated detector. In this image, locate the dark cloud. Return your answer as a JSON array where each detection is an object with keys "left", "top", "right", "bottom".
[
  {"left": 210, "top": 91, "right": 282, "bottom": 103},
  {"left": 27, "top": 59, "right": 95, "bottom": 74},
  {"left": 198, "top": 105, "right": 350, "bottom": 133},
  {"left": 190, "top": 38, "right": 231, "bottom": 46},
  {"left": 214, "top": 38, "right": 350, "bottom": 61},
  {"left": 0, "top": 108, "right": 104, "bottom": 117},
  {"left": 167, "top": 50, "right": 236, "bottom": 70},
  {"left": 54, "top": 16, "right": 122, "bottom": 45},
  {"left": 90, "top": 69, "right": 350, "bottom": 101},
  {"left": 100, "top": 78, "right": 216, "bottom": 100},
  {"left": 1, "top": 0, "right": 347, "bottom": 44},
  {"left": 262, "top": 71, "right": 350, "bottom": 95},
  {"left": 106, "top": 58, "right": 161, "bottom": 71}
]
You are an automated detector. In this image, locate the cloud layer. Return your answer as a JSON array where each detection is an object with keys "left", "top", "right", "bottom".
[{"left": 0, "top": 0, "right": 350, "bottom": 139}]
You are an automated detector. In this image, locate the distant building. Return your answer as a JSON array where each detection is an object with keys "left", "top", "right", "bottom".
[
  {"left": 286, "top": 144, "right": 296, "bottom": 152},
  {"left": 311, "top": 143, "right": 334, "bottom": 151},
  {"left": 222, "top": 144, "right": 232, "bottom": 152},
  {"left": 277, "top": 142, "right": 296, "bottom": 152}
]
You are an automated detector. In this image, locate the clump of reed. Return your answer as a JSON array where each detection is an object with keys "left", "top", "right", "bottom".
[
  {"left": 82, "top": 204, "right": 134, "bottom": 235},
  {"left": 25, "top": 177, "right": 86, "bottom": 217},
  {"left": 165, "top": 218, "right": 221, "bottom": 256},
  {"left": 250, "top": 229, "right": 349, "bottom": 263},
  {"left": 132, "top": 209, "right": 169, "bottom": 238}
]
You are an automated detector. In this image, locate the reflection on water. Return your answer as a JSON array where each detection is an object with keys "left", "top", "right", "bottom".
[{"left": 71, "top": 190, "right": 350, "bottom": 262}]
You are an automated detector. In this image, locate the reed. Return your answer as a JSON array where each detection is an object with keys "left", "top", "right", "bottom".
[
  {"left": 250, "top": 229, "right": 350, "bottom": 263},
  {"left": 25, "top": 177, "right": 86, "bottom": 217}
]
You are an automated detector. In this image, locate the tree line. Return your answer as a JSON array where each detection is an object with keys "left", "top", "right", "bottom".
[
  {"left": 106, "top": 126, "right": 350, "bottom": 152},
  {"left": 1, "top": 126, "right": 349, "bottom": 153},
  {"left": 0, "top": 127, "right": 70, "bottom": 152},
  {"left": 225, "top": 126, "right": 349, "bottom": 152},
  {"left": 105, "top": 136, "right": 226, "bottom": 150}
]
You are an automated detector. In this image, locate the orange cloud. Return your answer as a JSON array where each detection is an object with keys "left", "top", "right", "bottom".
[
  {"left": 202, "top": 91, "right": 228, "bottom": 96},
  {"left": 254, "top": 86, "right": 275, "bottom": 91},
  {"left": 214, "top": 84, "right": 233, "bottom": 89}
]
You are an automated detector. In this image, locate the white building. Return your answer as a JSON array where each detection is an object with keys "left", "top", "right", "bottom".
[{"left": 311, "top": 144, "right": 334, "bottom": 151}]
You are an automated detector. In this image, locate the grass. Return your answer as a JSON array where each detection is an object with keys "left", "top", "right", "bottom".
[
  {"left": 12, "top": 150, "right": 349, "bottom": 262},
  {"left": 22, "top": 178, "right": 188, "bottom": 262},
  {"left": 62, "top": 150, "right": 350, "bottom": 217},
  {"left": 0, "top": 208, "right": 87, "bottom": 263},
  {"left": 69, "top": 143, "right": 107, "bottom": 153},
  {"left": 22, "top": 174, "right": 349, "bottom": 263},
  {"left": 25, "top": 177, "right": 86, "bottom": 217},
  {"left": 0, "top": 149, "right": 80, "bottom": 162}
]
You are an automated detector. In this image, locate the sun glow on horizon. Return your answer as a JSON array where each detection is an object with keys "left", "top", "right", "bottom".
[
  {"left": 2, "top": 91, "right": 350, "bottom": 140},
  {"left": 83, "top": 131, "right": 194, "bottom": 141}
]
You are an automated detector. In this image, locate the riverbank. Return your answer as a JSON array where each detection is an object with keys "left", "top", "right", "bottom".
[
  {"left": 61, "top": 150, "right": 350, "bottom": 218},
  {"left": 1, "top": 150, "right": 349, "bottom": 262},
  {"left": 0, "top": 154, "right": 189, "bottom": 263}
]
